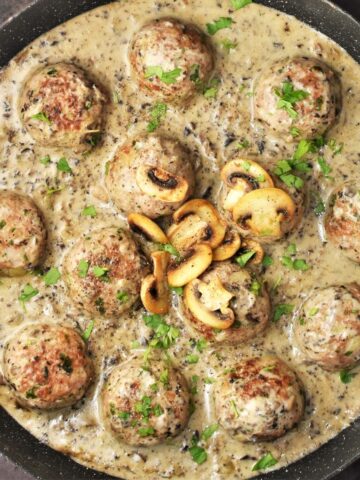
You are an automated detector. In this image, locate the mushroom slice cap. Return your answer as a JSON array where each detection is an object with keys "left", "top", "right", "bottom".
[
  {"left": 213, "top": 227, "right": 242, "bottom": 261},
  {"left": 136, "top": 164, "right": 189, "bottom": 203},
  {"left": 184, "top": 278, "right": 235, "bottom": 330},
  {"left": 233, "top": 188, "right": 296, "bottom": 239},
  {"left": 167, "top": 243, "right": 213, "bottom": 287},
  {"left": 172, "top": 199, "right": 226, "bottom": 249},
  {"left": 141, "top": 251, "right": 170, "bottom": 314},
  {"left": 128, "top": 213, "right": 168, "bottom": 244},
  {"left": 167, "top": 214, "right": 211, "bottom": 252},
  {"left": 221, "top": 159, "right": 274, "bottom": 193}
]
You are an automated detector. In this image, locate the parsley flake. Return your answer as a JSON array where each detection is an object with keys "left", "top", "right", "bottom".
[
  {"left": 201, "top": 424, "right": 218, "bottom": 441},
  {"left": 43, "top": 267, "right": 61, "bottom": 286},
  {"left": 274, "top": 81, "right": 309, "bottom": 119},
  {"left": 57, "top": 157, "right": 72, "bottom": 174},
  {"left": 206, "top": 17, "right": 234, "bottom": 36},
  {"left": 252, "top": 453, "right": 278, "bottom": 472},
  {"left": 147, "top": 102, "right": 168, "bottom": 133},
  {"left": 231, "top": 0, "right": 252, "bottom": 9},
  {"left": 189, "top": 445, "right": 208, "bottom": 465},
  {"left": 145, "top": 66, "right": 182, "bottom": 85},
  {"left": 273, "top": 303, "right": 294, "bottom": 323},
  {"left": 78, "top": 259, "right": 89, "bottom": 278},
  {"left": 19, "top": 284, "right": 39, "bottom": 306},
  {"left": 340, "top": 368, "right": 356, "bottom": 384},
  {"left": 82, "top": 205, "right": 97, "bottom": 218},
  {"left": 82, "top": 320, "right": 95, "bottom": 342},
  {"left": 31, "top": 112, "right": 52, "bottom": 124}
]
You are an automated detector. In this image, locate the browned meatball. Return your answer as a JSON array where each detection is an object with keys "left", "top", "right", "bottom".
[
  {"left": 3, "top": 323, "right": 93, "bottom": 409},
  {"left": 325, "top": 183, "right": 360, "bottom": 263},
  {"left": 294, "top": 285, "right": 360, "bottom": 371},
  {"left": 20, "top": 63, "right": 106, "bottom": 149},
  {"left": 63, "top": 227, "right": 148, "bottom": 318},
  {"left": 214, "top": 357, "right": 304, "bottom": 441},
  {"left": 0, "top": 190, "right": 46, "bottom": 276},
  {"left": 130, "top": 18, "right": 214, "bottom": 102},
  {"left": 255, "top": 57, "right": 341, "bottom": 139},
  {"left": 182, "top": 262, "right": 270, "bottom": 344},
  {"left": 102, "top": 357, "right": 190, "bottom": 446},
  {"left": 105, "top": 136, "right": 195, "bottom": 219}
]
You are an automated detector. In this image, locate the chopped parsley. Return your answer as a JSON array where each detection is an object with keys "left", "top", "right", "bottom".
[
  {"left": 235, "top": 250, "right": 255, "bottom": 267},
  {"left": 117, "top": 291, "right": 129, "bottom": 303},
  {"left": 46, "top": 186, "right": 64, "bottom": 195},
  {"left": 147, "top": 102, "right": 168, "bottom": 133},
  {"left": 262, "top": 254, "right": 273, "bottom": 267},
  {"left": 237, "top": 139, "right": 251, "bottom": 150},
  {"left": 308, "top": 307, "right": 319, "bottom": 316},
  {"left": 25, "top": 387, "right": 37, "bottom": 399},
  {"left": 231, "top": 0, "right": 252, "bottom": 9},
  {"left": 138, "top": 426, "right": 155, "bottom": 437},
  {"left": 317, "top": 156, "right": 332, "bottom": 177},
  {"left": 186, "top": 354, "right": 199, "bottom": 364},
  {"left": 93, "top": 266, "right": 109, "bottom": 279},
  {"left": 252, "top": 452, "right": 278, "bottom": 472},
  {"left": 31, "top": 112, "right": 52, "bottom": 124},
  {"left": 203, "top": 78, "right": 221, "bottom": 99},
  {"left": 78, "top": 259, "right": 89, "bottom": 278},
  {"left": 43, "top": 267, "right": 61, "bottom": 286},
  {"left": 328, "top": 138, "right": 344, "bottom": 155},
  {"left": 274, "top": 81, "right": 309, "bottom": 119},
  {"left": 273, "top": 303, "right": 294, "bottom": 323},
  {"left": 82, "top": 205, "right": 97, "bottom": 218},
  {"left": 0, "top": 220, "right": 6, "bottom": 229},
  {"left": 143, "top": 314, "right": 180, "bottom": 350},
  {"left": 250, "top": 279, "right": 261, "bottom": 296},
  {"left": 206, "top": 17, "right": 234, "bottom": 36},
  {"left": 290, "top": 126, "right": 300, "bottom": 137},
  {"left": 19, "top": 284, "right": 39, "bottom": 306},
  {"left": 56, "top": 157, "right": 72, "bottom": 174},
  {"left": 195, "top": 338, "right": 207, "bottom": 353},
  {"left": 59, "top": 353, "right": 73, "bottom": 374},
  {"left": 282, "top": 256, "right": 310, "bottom": 271},
  {"left": 189, "top": 445, "right": 207, "bottom": 465},
  {"left": 156, "top": 243, "right": 180, "bottom": 258},
  {"left": 144, "top": 66, "right": 182, "bottom": 85},
  {"left": 159, "top": 369, "right": 169, "bottom": 386},
  {"left": 190, "top": 64, "right": 201, "bottom": 85},
  {"left": 82, "top": 320, "right": 95, "bottom": 342},
  {"left": 340, "top": 368, "right": 356, "bottom": 384},
  {"left": 40, "top": 155, "right": 51, "bottom": 165},
  {"left": 170, "top": 286, "right": 183, "bottom": 296},
  {"left": 314, "top": 199, "right": 326, "bottom": 216},
  {"left": 220, "top": 39, "right": 238, "bottom": 51},
  {"left": 201, "top": 424, "right": 218, "bottom": 441}
]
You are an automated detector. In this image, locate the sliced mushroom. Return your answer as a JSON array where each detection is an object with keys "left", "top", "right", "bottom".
[
  {"left": 167, "top": 243, "right": 213, "bottom": 287},
  {"left": 221, "top": 159, "right": 274, "bottom": 212},
  {"left": 239, "top": 239, "right": 264, "bottom": 265},
  {"left": 136, "top": 164, "right": 189, "bottom": 203},
  {"left": 171, "top": 199, "right": 226, "bottom": 249},
  {"left": 233, "top": 188, "right": 296, "bottom": 240},
  {"left": 141, "top": 251, "right": 170, "bottom": 314},
  {"left": 184, "top": 278, "right": 235, "bottom": 330},
  {"left": 167, "top": 214, "right": 211, "bottom": 252},
  {"left": 128, "top": 213, "right": 168, "bottom": 244},
  {"left": 213, "top": 227, "right": 242, "bottom": 261}
]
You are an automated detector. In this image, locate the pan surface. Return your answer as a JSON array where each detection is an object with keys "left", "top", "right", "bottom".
[{"left": 0, "top": 1, "right": 359, "bottom": 480}]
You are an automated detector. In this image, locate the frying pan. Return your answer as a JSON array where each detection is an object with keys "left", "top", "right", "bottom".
[{"left": 0, "top": 1, "right": 359, "bottom": 479}]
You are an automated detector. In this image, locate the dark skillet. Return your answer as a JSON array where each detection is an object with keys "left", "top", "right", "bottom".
[{"left": 0, "top": 1, "right": 360, "bottom": 479}]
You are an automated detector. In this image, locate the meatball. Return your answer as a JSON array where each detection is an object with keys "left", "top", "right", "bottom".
[
  {"left": 105, "top": 136, "right": 195, "bottom": 219},
  {"left": 63, "top": 227, "right": 148, "bottom": 318},
  {"left": 130, "top": 18, "right": 214, "bottom": 102},
  {"left": 325, "top": 183, "right": 360, "bottom": 263},
  {"left": 3, "top": 323, "right": 93, "bottom": 409},
  {"left": 182, "top": 262, "right": 270, "bottom": 344},
  {"left": 0, "top": 190, "right": 46, "bottom": 275},
  {"left": 20, "top": 63, "right": 105, "bottom": 149},
  {"left": 214, "top": 357, "right": 304, "bottom": 441},
  {"left": 255, "top": 57, "right": 341, "bottom": 139},
  {"left": 294, "top": 284, "right": 360, "bottom": 371},
  {"left": 102, "top": 357, "right": 190, "bottom": 446}
]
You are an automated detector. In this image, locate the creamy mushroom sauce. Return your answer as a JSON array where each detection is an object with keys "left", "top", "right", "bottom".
[{"left": 0, "top": 1, "right": 360, "bottom": 479}]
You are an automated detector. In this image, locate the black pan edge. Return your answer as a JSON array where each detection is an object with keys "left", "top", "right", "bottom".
[{"left": 0, "top": 1, "right": 360, "bottom": 480}]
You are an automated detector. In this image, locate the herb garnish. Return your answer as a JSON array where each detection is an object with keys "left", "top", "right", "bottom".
[
  {"left": 145, "top": 66, "right": 182, "bottom": 85},
  {"left": 252, "top": 452, "right": 278, "bottom": 471},
  {"left": 156, "top": 243, "right": 181, "bottom": 258},
  {"left": 26, "top": 387, "right": 37, "bottom": 399},
  {"left": 231, "top": 0, "right": 252, "bottom": 10},
  {"left": 340, "top": 368, "right": 356, "bottom": 384},
  {"left": 31, "top": 112, "right": 52, "bottom": 124},
  {"left": 43, "top": 267, "right": 61, "bottom": 286},
  {"left": 0, "top": 220, "right": 6, "bottom": 229},
  {"left": 317, "top": 156, "right": 332, "bottom": 178},
  {"left": 201, "top": 424, "right": 218, "bottom": 441},
  {"left": 82, "top": 320, "right": 95, "bottom": 342},
  {"left": 82, "top": 205, "right": 97, "bottom": 218},
  {"left": 143, "top": 314, "right": 180, "bottom": 350},
  {"left": 117, "top": 291, "right": 129, "bottom": 303},
  {"left": 203, "top": 78, "right": 221, "bottom": 99},
  {"left": 235, "top": 250, "right": 255, "bottom": 267},
  {"left": 170, "top": 286, "right": 184, "bottom": 296},
  {"left": 220, "top": 39, "right": 238, "bottom": 51},
  {"left": 186, "top": 354, "right": 199, "bottom": 364},
  {"left": 147, "top": 102, "right": 168, "bottom": 133},
  {"left": 78, "top": 259, "right": 89, "bottom": 278},
  {"left": 93, "top": 266, "right": 109, "bottom": 279},
  {"left": 273, "top": 303, "right": 294, "bottom": 323},
  {"left": 262, "top": 254, "right": 273, "bottom": 267},
  {"left": 19, "top": 284, "right": 39, "bottom": 307},
  {"left": 57, "top": 157, "right": 72, "bottom": 174},
  {"left": 206, "top": 17, "right": 234, "bottom": 36},
  {"left": 40, "top": 155, "right": 51, "bottom": 165},
  {"left": 59, "top": 353, "right": 73, "bottom": 374},
  {"left": 274, "top": 81, "right": 309, "bottom": 119}
]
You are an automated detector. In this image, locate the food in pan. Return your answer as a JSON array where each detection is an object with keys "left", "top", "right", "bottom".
[{"left": 0, "top": 0, "right": 359, "bottom": 479}]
